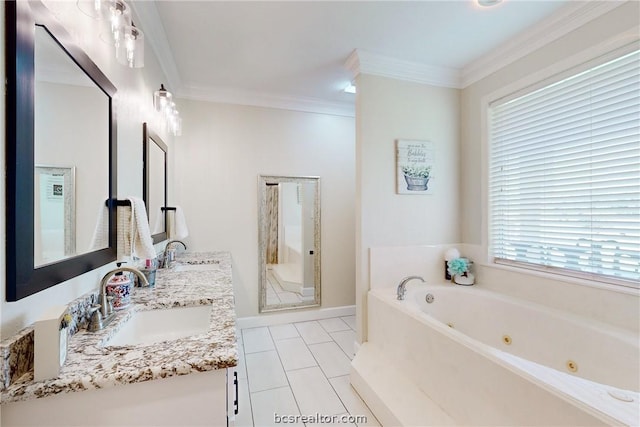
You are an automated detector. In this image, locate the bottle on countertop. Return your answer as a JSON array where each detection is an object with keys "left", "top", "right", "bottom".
[{"left": 138, "top": 258, "right": 157, "bottom": 287}]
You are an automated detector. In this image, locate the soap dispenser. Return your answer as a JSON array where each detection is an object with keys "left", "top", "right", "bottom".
[{"left": 105, "top": 262, "right": 132, "bottom": 310}]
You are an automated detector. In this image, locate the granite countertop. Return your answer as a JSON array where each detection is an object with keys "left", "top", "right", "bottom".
[{"left": 1, "top": 251, "right": 237, "bottom": 404}]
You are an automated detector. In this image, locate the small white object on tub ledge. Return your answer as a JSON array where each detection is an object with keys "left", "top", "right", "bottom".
[{"left": 444, "top": 248, "right": 460, "bottom": 261}]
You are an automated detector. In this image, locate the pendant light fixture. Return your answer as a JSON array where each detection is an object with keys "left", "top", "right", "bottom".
[
  {"left": 117, "top": 24, "right": 144, "bottom": 68},
  {"left": 164, "top": 101, "right": 181, "bottom": 136},
  {"left": 108, "top": 0, "right": 131, "bottom": 49},
  {"left": 153, "top": 84, "right": 182, "bottom": 136},
  {"left": 78, "top": 0, "right": 144, "bottom": 69},
  {"left": 168, "top": 111, "right": 182, "bottom": 137},
  {"left": 153, "top": 84, "right": 173, "bottom": 112}
]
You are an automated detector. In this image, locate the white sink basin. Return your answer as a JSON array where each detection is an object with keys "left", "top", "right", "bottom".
[
  {"left": 172, "top": 264, "right": 219, "bottom": 272},
  {"left": 106, "top": 305, "right": 212, "bottom": 346}
]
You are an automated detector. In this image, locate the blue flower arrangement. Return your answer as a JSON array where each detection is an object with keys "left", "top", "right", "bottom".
[{"left": 447, "top": 258, "right": 469, "bottom": 277}]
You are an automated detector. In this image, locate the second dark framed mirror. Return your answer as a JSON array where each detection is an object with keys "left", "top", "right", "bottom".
[{"left": 143, "top": 123, "right": 168, "bottom": 244}]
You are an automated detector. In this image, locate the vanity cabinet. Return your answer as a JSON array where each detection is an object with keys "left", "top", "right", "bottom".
[
  {"left": 227, "top": 368, "right": 239, "bottom": 426},
  {"left": 2, "top": 368, "right": 235, "bottom": 426}
]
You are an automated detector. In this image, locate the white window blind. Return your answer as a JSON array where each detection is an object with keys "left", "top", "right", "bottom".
[{"left": 489, "top": 48, "right": 640, "bottom": 286}]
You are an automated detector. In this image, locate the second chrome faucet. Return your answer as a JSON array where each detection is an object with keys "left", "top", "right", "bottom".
[{"left": 161, "top": 240, "right": 187, "bottom": 268}]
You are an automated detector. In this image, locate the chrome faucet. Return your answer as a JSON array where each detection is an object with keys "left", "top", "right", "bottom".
[
  {"left": 161, "top": 240, "right": 187, "bottom": 268},
  {"left": 397, "top": 275, "right": 425, "bottom": 300},
  {"left": 90, "top": 266, "right": 149, "bottom": 331}
]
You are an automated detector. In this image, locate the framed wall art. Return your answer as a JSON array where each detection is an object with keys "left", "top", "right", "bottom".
[{"left": 396, "top": 139, "right": 434, "bottom": 195}]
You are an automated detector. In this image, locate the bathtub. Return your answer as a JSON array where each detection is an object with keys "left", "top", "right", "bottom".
[{"left": 351, "top": 283, "right": 639, "bottom": 426}]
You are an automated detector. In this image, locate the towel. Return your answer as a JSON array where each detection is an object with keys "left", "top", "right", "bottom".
[
  {"left": 151, "top": 207, "right": 165, "bottom": 235},
  {"left": 127, "top": 197, "right": 156, "bottom": 259},
  {"left": 117, "top": 204, "right": 131, "bottom": 259},
  {"left": 172, "top": 206, "right": 189, "bottom": 240},
  {"left": 89, "top": 199, "right": 156, "bottom": 259},
  {"left": 89, "top": 202, "right": 109, "bottom": 250}
]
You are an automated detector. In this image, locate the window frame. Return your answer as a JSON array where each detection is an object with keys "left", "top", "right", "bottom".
[{"left": 482, "top": 40, "right": 640, "bottom": 290}]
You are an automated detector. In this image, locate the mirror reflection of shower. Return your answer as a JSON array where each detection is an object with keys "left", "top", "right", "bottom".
[
  {"left": 259, "top": 175, "right": 320, "bottom": 312},
  {"left": 265, "top": 182, "right": 315, "bottom": 304},
  {"left": 34, "top": 166, "right": 76, "bottom": 266}
]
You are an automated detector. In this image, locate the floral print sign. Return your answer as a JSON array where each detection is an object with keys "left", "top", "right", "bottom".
[{"left": 396, "top": 140, "right": 434, "bottom": 195}]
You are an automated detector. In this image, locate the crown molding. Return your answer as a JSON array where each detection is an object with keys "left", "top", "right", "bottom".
[
  {"left": 132, "top": 0, "right": 627, "bottom": 113},
  {"left": 129, "top": 1, "right": 183, "bottom": 92},
  {"left": 345, "top": 49, "right": 361, "bottom": 76},
  {"left": 460, "top": 1, "right": 628, "bottom": 87},
  {"left": 346, "top": 49, "right": 463, "bottom": 89},
  {"left": 126, "top": 2, "right": 353, "bottom": 117},
  {"left": 347, "top": 1, "right": 628, "bottom": 90},
  {"left": 178, "top": 85, "right": 355, "bottom": 118}
]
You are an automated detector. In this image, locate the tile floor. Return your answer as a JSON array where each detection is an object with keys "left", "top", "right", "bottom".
[{"left": 235, "top": 316, "right": 380, "bottom": 427}]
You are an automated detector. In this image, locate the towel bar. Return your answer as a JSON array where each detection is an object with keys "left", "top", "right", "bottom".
[{"left": 105, "top": 199, "right": 131, "bottom": 207}]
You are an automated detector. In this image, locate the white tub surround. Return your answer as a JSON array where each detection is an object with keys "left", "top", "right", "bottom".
[
  {"left": 353, "top": 284, "right": 639, "bottom": 426},
  {"left": 369, "top": 245, "right": 464, "bottom": 290},
  {"left": 0, "top": 251, "right": 236, "bottom": 404},
  {"left": 368, "top": 243, "right": 639, "bottom": 333}
]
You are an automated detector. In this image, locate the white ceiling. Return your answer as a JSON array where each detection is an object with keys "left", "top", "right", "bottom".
[{"left": 131, "top": 1, "right": 615, "bottom": 115}]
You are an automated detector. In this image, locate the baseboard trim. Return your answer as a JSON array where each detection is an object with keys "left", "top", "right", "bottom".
[{"left": 237, "top": 305, "right": 356, "bottom": 329}]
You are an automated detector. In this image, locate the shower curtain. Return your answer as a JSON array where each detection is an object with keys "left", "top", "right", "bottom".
[{"left": 266, "top": 185, "right": 279, "bottom": 264}]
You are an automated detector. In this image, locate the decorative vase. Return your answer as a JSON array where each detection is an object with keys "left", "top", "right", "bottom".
[
  {"left": 404, "top": 174, "right": 430, "bottom": 191},
  {"left": 106, "top": 281, "right": 131, "bottom": 310}
]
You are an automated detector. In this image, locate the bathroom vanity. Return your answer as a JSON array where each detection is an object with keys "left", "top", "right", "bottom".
[{"left": 1, "top": 252, "right": 238, "bottom": 427}]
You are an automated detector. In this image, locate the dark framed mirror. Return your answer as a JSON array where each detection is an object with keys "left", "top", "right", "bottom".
[
  {"left": 5, "top": 0, "right": 117, "bottom": 301},
  {"left": 142, "top": 123, "right": 168, "bottom": 244}
]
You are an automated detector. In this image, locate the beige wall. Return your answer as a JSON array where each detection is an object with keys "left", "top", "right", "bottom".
[
  {"left": 173, "top": 100, "right": 356, "bottom": 318},
  {"left": 355, "top": 74, "right": 461, "bottom": 341},
  {"left": 1, "top": 1, "right": 173, "bottom": 338}
]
